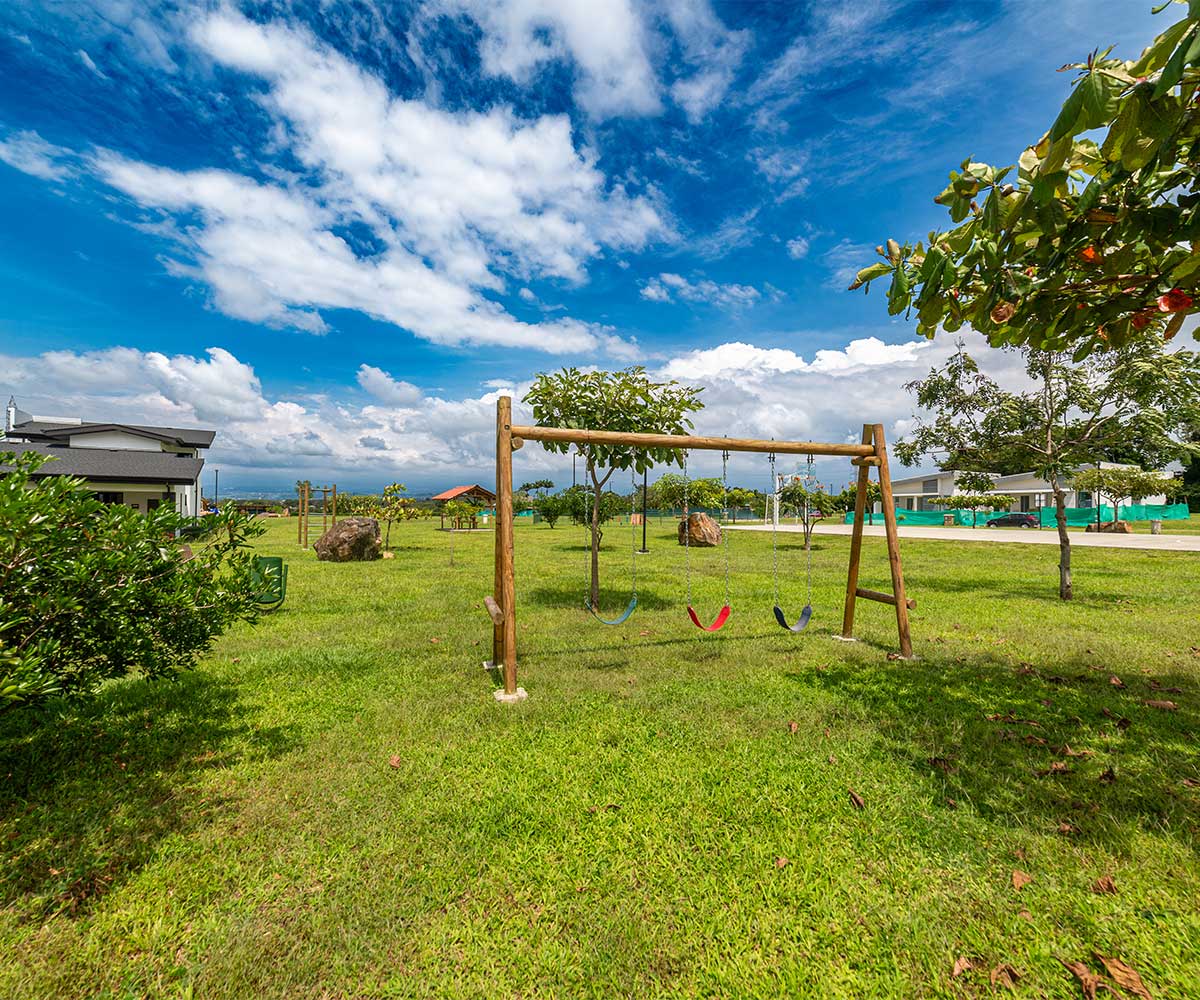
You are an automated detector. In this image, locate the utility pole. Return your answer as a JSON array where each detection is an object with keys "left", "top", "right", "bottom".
[{"left": 214, "top": 468, "right": 219, "bottom": 510}]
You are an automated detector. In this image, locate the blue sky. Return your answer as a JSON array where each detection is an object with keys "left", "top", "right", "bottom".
[{"left": 0, "top": 1, "right": 1167, "bottom": 494}]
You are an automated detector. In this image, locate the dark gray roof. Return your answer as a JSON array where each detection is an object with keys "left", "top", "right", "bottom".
[
  {"left": 2, "top": 443, "right": 203, "bottom": 485},
  {"left": 8, "top": 420, "right": 215, "bottom": 448}
]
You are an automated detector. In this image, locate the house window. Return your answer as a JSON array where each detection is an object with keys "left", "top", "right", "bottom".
[
  {"left": 905, "top": 497, "right": 914, "bottom": 510},
  {"left": 1020, "top": 496, "right": 1030, "bottom": 512},
  {"left": 95, "top": 491, "right": 124, "bottom": 504}
]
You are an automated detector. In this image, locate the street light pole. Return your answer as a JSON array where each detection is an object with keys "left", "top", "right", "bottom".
[{"left": 214, "top": 468, "right": 219, "bottom": 510}]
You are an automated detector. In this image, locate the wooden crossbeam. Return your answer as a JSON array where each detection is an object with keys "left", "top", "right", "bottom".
[{"left": 855, "top": 587, "right": 916, "bottom": 611}]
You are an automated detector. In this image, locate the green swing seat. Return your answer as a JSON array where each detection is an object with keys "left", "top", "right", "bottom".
[{"left": 251, "top": 555, "right": 288, "bottom": 611}]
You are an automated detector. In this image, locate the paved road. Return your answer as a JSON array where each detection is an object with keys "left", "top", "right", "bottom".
[{"left": 728, "top": 522, "right": 1200, "bottom": 552}]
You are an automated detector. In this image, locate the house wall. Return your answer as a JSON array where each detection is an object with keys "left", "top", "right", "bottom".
[
  {"left": 69, "top": 430, "right": 162, "bottom": 452},
  {"left": 81, "top": 480, "right": 200, "bottom": 515}
]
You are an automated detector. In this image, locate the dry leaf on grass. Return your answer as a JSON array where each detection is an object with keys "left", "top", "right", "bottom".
[
  {"left": 990, "top": 963, "right": 1022, "bottom": 989},
  {"left": 787, "top": 721, "right": 799, "bottom": 734},
  {"left": 946, "top": 797, "right": 958, "bottom": 809},
  {"left": 1061, "top": 959, "right": 1102, "bottom": 1000},
  {"left": 774, "top": 856, "right": 789, "bottom": 869},
  {"left": 1058, "top": 822, "right": 1075, "bottom": 834},
  {"left": 1183, "top": 778, "right": 1200, "bottom": 788},
  {"left": 951, "top": 956, "right": 974, "bottom": 978},
  {"left": 1095, "top": 955, "right": 1152, "bottom": 999},
  {"left": 388, "top": 755, "right": 401, "bottom": 769},
  {"left": 886, "top": 651, "right": 903, "bottom": 661},
  {"left": 429, "top": 637, "right": 440, "bottom": 645},
  {"left": 1099, "top": 766, "right": 1117, "bottom": 784},
  {"left": 1061, "top": 746, "right": 1095, "bottom": 757},
  {"left": 1109, "top": 675, "right": 1125, "bottom": 688},
  {"left": 1143, "top": 699, "right": 1177, "bottom": 711},
  {"left": 848, "top": 788, "right": 865, "bottom": 810},
  {"left": 1091, "top": 875, "right": 1117, "bottom": 895},
  {"left": 1018, "top": 908, "right": 1033, "bottom": 922},
  {"left": 1011, "top": 870, "right": 1032, "bottom": 891}
]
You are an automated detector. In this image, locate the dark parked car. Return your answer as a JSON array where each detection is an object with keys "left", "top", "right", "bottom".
[{"left": 986, "top": 512, "right": 1039, "bottom": 528}]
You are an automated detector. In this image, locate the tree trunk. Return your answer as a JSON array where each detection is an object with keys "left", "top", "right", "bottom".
[{"left": 1053, "top": 484, "right": 1072, "bottom": 600}]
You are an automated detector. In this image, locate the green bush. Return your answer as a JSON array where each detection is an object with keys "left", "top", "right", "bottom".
[{"left": 0, "top": 451, "right": 266, "bottom": 709}]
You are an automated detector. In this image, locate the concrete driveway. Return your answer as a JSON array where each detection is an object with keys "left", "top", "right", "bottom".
[{"left": 728, "top": 522, "right": 1200, "bottom": 552}]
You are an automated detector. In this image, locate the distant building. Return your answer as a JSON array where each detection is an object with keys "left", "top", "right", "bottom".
[
  {"left": 430, "top": 484, "right": 497, "bottom": 506},
  {"left": 4, "top": 397, "right": 212, "bottom": 515},
  {"left": 889, "top": 463, "right": 1168, "bottom": 514}
]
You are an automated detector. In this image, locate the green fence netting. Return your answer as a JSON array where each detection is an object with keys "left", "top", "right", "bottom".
[{"left": 841, "top": 503, "right": 1190, "bottom": 526}]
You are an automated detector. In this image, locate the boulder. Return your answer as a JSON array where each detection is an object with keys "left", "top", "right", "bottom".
[
  {"left": 677, "top": 512, "right": 722, "bottom": 547},
  {"left": 1085, "top": 520, "right": 1133, "bottom": 534},
  {"left": 314, "top": 516, "right": 382, "bottom": 561}
]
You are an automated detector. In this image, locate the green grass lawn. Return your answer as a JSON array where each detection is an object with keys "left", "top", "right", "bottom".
[{"left": 2, "top": 518, "right": 1199, "bottom": 998}]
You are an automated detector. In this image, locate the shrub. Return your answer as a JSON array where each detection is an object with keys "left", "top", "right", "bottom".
[{"left": 0, "top": 451, "right": 266, "bottom": 709}]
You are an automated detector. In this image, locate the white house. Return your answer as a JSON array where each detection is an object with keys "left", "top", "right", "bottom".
[
  {"left": 3, "top": 397, "right": 213, "bottom": 516},
  {"left": 889, "top": 463, "right": 1169, "bottom": 514}
]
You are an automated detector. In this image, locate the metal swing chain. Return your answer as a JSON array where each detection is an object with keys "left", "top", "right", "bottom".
[
  {"left": 769, "top": 450, "right": 779, "bottom": 608},
  {"left": 806, "top": 452, "right": 815, "bottom": 606},
  {"left": 683, "top": 450, "right": 691, "bottom": 608},
  {"left": 629, "top": 463, "right": 637, "bottom": 600},
  {"left": 721, "top": 448, "right": 730, "bottom": 607}
]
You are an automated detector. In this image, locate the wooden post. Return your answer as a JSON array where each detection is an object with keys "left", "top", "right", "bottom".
[
  {"left": 873, "top": 424, "right": 913, "bottom": 659},
  {"left": 841, "top": 424, "right": 873, "bottom": 639},
  {"left": 331, "top": 485, "right": 337, "bottom": 526},
  {"left": 496, "top": 397, "right": 519, "bottom": 696},
  {"left": 297, "top": 484, "right": 303, "bottom": 545}
]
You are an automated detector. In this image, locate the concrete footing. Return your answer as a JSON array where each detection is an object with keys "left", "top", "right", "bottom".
[{"left": 493, "top": 687, "right": 528, "bottom": 703}]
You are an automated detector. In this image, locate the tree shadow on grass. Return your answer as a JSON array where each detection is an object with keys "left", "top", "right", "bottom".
[
  {"left": 527, "top": 584, "right": 675, "bottom": 612},
  {"left": 0, "top": 672, "right": 296, "bottom": 921},
  {"left": 786, "top": 650, "right": 1200, "bottom": 852}
]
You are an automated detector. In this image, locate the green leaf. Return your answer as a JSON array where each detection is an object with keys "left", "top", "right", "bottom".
[
  {"left": 887, "top": 266, "right": 910, "bottom": 316},
  {"left": 1130, "top": 16, "right": 1192, "bottom": 76},
  {"left": 1049, "top": 79, "right": 1087, "bottom": 141},
  {"left": 848, "top": 261, "right": 891, "bottom": 291},
  {"left": 1153, "top": 26, "right": 1193, "bottom": 97}
]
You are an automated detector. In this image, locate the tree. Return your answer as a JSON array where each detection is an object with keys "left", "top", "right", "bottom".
[
  {"left": 519, "top": 479, "right": 555, "bottom": 495},
  {"left": 1070, "top": 466, "right": 1180, "bottom": 523},
  {"left": 379, "top": 482, "right": 411, "bottom": 549},
  {"left": 647, "top": 473, "right": 726, "bottom": 513},
  {"left": 1, "top": 451, "right": 264, "bottom": 709},
  {"left": 930, "top": 492, "right": 1017, "bottom": 528},
  {"left": 535, "top": 491, "right": 566, "bottom": 528},
  {"left": 524, "top": 368, "right": 703, "bottom": 609},
  {"left": 839, "top": 480, "right": 883, "bottom": 526},
  {"left": 778, "top": 480, "right": 846, "bottom": 548},
  {"left": 443, "top": 498, "right": 479, "bottom": 528},
  {"left": 851, "top": 6, "right": 1200, "bottom": 359},
  {"left": 725, "top": 486, "right": 760, "bottom": 522},
  {"left": 895, "top": 341, "right": 1200, "bottom": 598}
]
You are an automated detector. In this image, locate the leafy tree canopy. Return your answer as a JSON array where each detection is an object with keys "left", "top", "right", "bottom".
[
  {"left": 852, "top": 4, "right": 1200, "bottom": 359},
  {"left": 1, "top": 451, "right": 264, "bottom": 709}
]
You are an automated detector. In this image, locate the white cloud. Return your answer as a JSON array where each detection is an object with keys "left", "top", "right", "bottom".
[
  {"left": 356, "top": 365, "right": 424, "bottom": 405},
  {"left": 0, "top": 330, "right": 1035, "bottom": 488},
  {"left": 0, "top": 130, "right": 75, "bottom": 181},
  {"left": 748, "top": 146, "right": 809, "bottom": 201},
  {"left": 77, "top": 48, "right": 107, "bottom": 78},
  {"left": 660, "top": 0, "right": 751, "bottom": 122},
  {"left": 641, "top": 272, "right": 761, "bottom": 309},
  {"left": 652, "top": 329, "right": 1034, "bottom": 483},
  {"left": 824, "top": 238, "right": 880, "bottom": 291},
  {"left": 68, "top": 11, "right": 668, "bottom": 355},
  {"left": 786, "top": 236, "right": 810, "bottom": 259},
  {"left": 443, "top": 0, "right": 661, "bottom": 119}
]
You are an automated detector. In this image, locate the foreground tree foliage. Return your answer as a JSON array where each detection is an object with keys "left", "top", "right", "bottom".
[
  {"left": 525, "top": 368, "right": 703, "bottom": 609},
  {"left": 853, "top": 3, "right": 1200, "bottom": 358},
  {"left": 0, "top": 452, "right": 265, "bottom": 709},
  {"left": 896, "top": 342, "right": 1200, "bottom": 598}
]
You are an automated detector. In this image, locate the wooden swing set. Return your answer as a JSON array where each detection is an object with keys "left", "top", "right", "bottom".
[{"left": 484, "top": 396, "right": 914, "bottom": 701}]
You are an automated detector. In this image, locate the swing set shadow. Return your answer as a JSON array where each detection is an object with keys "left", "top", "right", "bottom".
[{"left": 485, "top": 396, "right": 915, "bottom": 699}]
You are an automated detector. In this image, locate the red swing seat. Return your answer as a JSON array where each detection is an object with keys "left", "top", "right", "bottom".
[{"left": 688, "top": 603, "right": 731, "bottom": 632}]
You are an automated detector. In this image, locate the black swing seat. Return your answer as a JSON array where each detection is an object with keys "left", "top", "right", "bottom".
[{"left": 774, "top": 603, "right": 812, "bottom": 632}]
